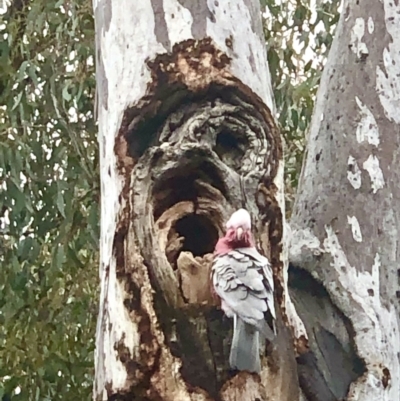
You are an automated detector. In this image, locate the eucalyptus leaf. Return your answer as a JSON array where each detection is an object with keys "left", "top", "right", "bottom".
[
  {"left": 62, "top": 83, "right": 72, "bottom": 102},
  {"left": 56, "top": 188, "right": 66, "bottom": 218},
  {"left": 11, "top": 91, "right": 24, "bottom": 111}
]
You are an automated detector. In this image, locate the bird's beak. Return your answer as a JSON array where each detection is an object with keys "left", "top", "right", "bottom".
[{"left": 236, "top": 227, "right": 244, "bottom": 240}]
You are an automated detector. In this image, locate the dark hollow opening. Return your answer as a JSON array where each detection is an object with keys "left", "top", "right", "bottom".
[
  {"left": 175, "top": 214, "right": 218, "bottom": 257},
  {"left": 215, "top": 130, "right": 247, "bottom": 171},
  {"left": 152, "top": 159, "right": 227, "bottom": 221}
]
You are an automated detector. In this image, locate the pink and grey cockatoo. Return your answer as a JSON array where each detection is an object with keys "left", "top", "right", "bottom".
[{"left": 211, "top": 208, "right": 275, "bottom": 373}]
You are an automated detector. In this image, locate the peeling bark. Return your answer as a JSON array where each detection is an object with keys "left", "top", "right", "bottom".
[
  {"left": 93, "top": 1, "right": 300, "bottom": 400},
  {"left": 289, "top": 0, "right": 400, "bottom": 400}
]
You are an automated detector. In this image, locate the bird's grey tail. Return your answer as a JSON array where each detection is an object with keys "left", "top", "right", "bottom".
[{"left": 229, "top": 315, "right": 261, "bottom": 373}]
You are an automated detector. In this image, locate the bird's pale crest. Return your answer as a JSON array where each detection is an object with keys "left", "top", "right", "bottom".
[{"left": 226, "top": 208, "right": 251, "bottom": 230}]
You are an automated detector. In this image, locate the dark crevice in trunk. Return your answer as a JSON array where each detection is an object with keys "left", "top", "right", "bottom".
[
  {"left": 288, "top": 264, "right": 366, "bottom": 401},
  {"left": 150, "top": 284, "right": 231, "bottom": 398}
]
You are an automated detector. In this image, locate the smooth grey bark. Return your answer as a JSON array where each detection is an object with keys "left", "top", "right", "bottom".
[{"left": 289, "top": 0, "right": 400, "bottom": 400}]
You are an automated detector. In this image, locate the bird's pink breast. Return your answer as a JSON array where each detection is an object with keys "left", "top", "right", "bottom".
[
  {"left": 214, "top": 238, "right": 233, "bottom": 255},
  {"left": 214, "top": 228, "right": 254, "bottom": 255}
]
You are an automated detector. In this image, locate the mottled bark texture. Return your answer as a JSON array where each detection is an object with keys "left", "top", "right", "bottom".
[
  {"left": 289, "top": 0, "right": 400, "bottom": 400},
  {"left": 93, "top": 1, "right": 301, "bottom": 400}
]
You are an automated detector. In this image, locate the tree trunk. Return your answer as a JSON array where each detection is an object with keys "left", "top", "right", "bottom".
[
  {"left": 93, "top": 1, "right": 303, "bottom": 400},
  {"left": 289, "top": 0, "right": 400, "bottom": 400}
]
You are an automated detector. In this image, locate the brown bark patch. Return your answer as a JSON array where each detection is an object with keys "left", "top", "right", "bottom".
[
  {"left": 177, "top": 251, "right": 214, "bottom": 304},
  {"left": 220, "top": 373, "right": 267, "bottom": 401},
  {"left": 382, "top": 366, "right": 390, "bottom": 389}
]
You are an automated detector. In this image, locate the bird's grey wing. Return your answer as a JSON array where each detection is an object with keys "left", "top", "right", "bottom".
[
  {"left": 235, "top": 247, "right": 274, "bottom": 289},
  {"left": 212, "top": 249, "right": 275, "bottom": 327},
  {"left": 235, "top": 247, "right": 275, "bottom": 320}
]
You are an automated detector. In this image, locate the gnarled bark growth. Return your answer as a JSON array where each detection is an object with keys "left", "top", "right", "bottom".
[{"left": 93, "top": 1, "right": 302, "bottom": 400}]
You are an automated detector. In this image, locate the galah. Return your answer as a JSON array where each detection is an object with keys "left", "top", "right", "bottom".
[{"left": 211, "top": 208, "right": 275, "bottom": 373}]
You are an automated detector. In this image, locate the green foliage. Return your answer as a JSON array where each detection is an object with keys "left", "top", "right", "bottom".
[
  {"left": 0, "top": 0, "right": 339, "bottom": 399},
  {"left": 0, "top": 0, "right": 98, "bottom": 399},
  {"left": 262, "top": 0, "right": 340, "bottom": 211}
]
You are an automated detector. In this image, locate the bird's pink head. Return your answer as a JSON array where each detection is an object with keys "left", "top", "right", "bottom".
[{"left": 215, "top": 209, "right": 255, "bottom": 255}]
